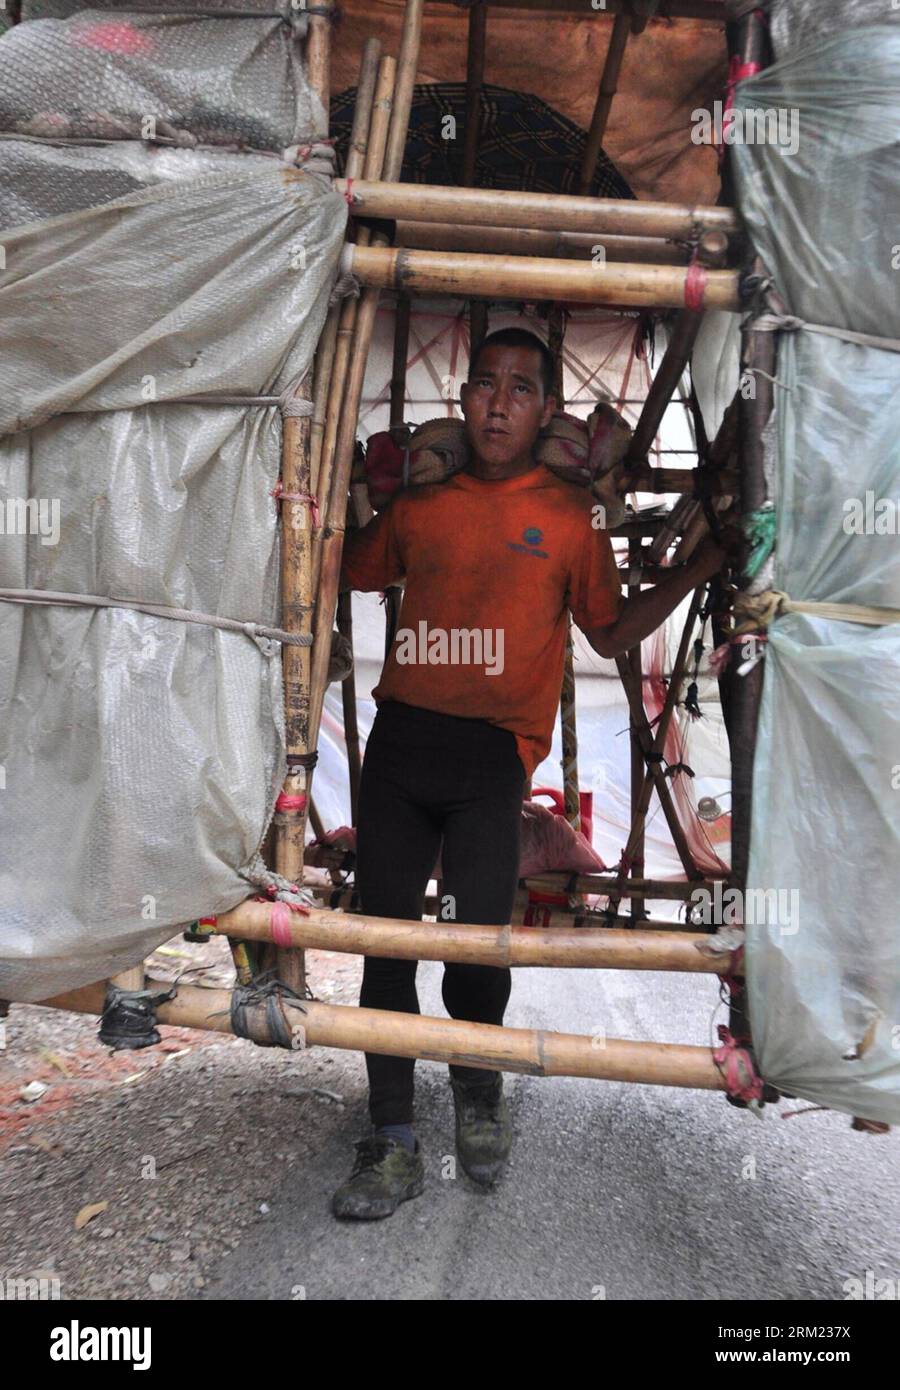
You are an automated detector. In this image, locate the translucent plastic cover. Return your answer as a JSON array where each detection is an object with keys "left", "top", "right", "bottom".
[{"left": 734, "top": 19, "right": 900, "bottom": 1122}]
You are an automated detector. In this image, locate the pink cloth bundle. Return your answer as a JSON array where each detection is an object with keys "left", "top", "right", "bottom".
[{"left": 362, "top": 406, "right": 630, "bottom": 525}]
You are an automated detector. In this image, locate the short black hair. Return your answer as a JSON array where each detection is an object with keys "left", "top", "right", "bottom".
[{"left": 468, "top": 327, "right": 557, "bottom": 398}]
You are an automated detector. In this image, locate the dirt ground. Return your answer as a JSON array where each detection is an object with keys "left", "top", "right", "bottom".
[{"left": 0, "top": 934, "right": 365, "bottom": 1300}]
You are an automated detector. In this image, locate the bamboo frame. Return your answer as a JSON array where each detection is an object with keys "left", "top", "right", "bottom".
[
  {"left": 314, "top": 40, "right": 387, "bottom": 599},
  {"left": 42, "top": 981, "right": 728, "bottom": 1091},
  {"left": 309, "top": 38, "right": 381, "bottom": 498},
  {"left": 342, "top": 244, "right": 740, "bottom": 312},
  {"left": 300, "top": 880, "right": 708, "bottom": 931},
  {"left": 308, "top": 1, "right": 424, "bottom": 759},
  {"left": 523, "top": 873, "right": 719, "bottom": 900},
  {"left": 626, "top": 535, "right": 646, "bottom": 920},
  {"left": 462, "top": 0, "right": 489, "bottom": 358},
  {"left": 578, "top": 10, "right": 635, "bottom": 197},
  {"left": 265, "top": 4, "right": 337, "bottom": 993},
  {"left": 396, "top": 220, "right": 691, "bottom": 265},
  {"left": 337, "top": 179, "right": 738, "bottom": 241},
  {"left": 213, "top": 900, "right": 728, "bottom": 973},
  {"left": 483, "top": 0, "right": 724, "bottom": 16},
  {"left": 614, "top": 587, "right": 708, "bottom": 892},
  {"left": 722, "top": 6, "right": 775, "bottom": 1070},
  {"left": 627, "top": 231, "right": 730, "bottom": 463}
]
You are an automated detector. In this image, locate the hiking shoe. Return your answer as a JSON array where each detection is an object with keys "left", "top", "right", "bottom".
[
  {"left": 331, "top": 1135, "right": 425, "bottom": 1220},
  {"left": 450, "top": 1073, "right": 512, "bottom": 1186}
]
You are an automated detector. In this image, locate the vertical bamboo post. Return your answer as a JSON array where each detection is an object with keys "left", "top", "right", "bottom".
[
  {"left": 309, "top": 0, "right": 424, "bottom": 755},
  {"left": 462, "top": 0, "right": 489, "bottom": 359},
  {"left": 389, "top": 295, "right": 411, "bottom": 438},
  {"left": 336, "top": 589, "right": 362, "bottom": 825},
  {"left": 578, "top": 8, "right": 646, "bottom": 197},
  {"left": 313, "top": 37, "right": 383, "bottom": 595},
  {"left": 546, "top": 309, "right": 581, "bottom": 838},
  {"left": 626, "top": 231, "right": 729, "bottom": 465},
  {"left": 721, "top": 3, "right": 776, "bottom": 1094},
  {"left": 382, "top": 292, "right": 410, "bottom": 662},
  {"left": 626, "top": 535, "right": 646, "bottom": 920},
  {"left": 266, "top": 2, "right": 333, "bottom": 992},
  {"left": 110, "top": 965, "right": 144, "bottom": 992}
]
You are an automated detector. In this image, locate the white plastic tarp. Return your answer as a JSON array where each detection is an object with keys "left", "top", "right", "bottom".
[
  {"left": 735, "top": 21, "right": 900, "bottom": 1121},
  {"left": 0, "top": 135, "right": 346, "bottom": 1001}
]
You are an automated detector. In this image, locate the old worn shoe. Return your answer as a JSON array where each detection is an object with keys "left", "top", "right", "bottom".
[
  {"left": 450, "top": 1072, "right": 512, "bottom": 1186},
  {"left": 331, "top": 1135, "right": 425, "bottom": 1220}
]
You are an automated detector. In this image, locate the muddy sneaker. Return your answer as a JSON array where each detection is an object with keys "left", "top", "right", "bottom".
[
  {"left": 450, "top": 1073, "right": 512, "bottom": 1186},
  {"left": 331, "top": 1135, "right": 425, "bottom": 1220}
]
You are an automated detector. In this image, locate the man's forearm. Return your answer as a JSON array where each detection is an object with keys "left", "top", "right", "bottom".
[{"left": 585, "top": 545, "right": 723, "bottom": 658}]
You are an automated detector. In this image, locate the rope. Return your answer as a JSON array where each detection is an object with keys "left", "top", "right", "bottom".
[
  {"left": 0, "top": 589, "right": 311, "bottom": 645},
  {"left": 271, "top": 479, "right": 321, "bottom": 528},
  {"left": 733, "top": 589, "right": 900, "bottom": 635},
  {"left": 229, "top": 974, "right": 313, "bottom": 1050},
  {"left": 752, "top": 313, "right": 900, "bottom": 356},
  {"left": 329, "top": 271, "right": 361, "bottom": 306}
]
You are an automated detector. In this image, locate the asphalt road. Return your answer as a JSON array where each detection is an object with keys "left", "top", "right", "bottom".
[{"left": 204, "top": 960, "right": 899, "bottom": 1302}]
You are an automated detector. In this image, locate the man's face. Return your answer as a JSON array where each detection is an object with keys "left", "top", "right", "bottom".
[{"left": 460, "top": 345, "right": 556, "bottom": 469}]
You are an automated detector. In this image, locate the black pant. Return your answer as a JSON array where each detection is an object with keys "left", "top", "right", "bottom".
[{"left": 355, "top": 699, "right": 526, "bottom": 1127}]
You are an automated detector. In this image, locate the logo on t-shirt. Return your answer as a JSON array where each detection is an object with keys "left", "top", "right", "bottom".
[{"left": 507, "top": 524, "right": 548, "bottom": 559}]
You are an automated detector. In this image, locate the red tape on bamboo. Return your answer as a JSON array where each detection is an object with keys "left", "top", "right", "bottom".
[{"left": 713, "top": 1025, "right": 764, "bottom": 1103}]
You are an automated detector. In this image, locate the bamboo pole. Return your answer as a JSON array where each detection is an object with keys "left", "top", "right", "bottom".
[
  {"left": 482, "top": 0, "right": 724, "bottom": 15},
  {"left": 309, "top": 54, "right": 397, "bottom": 739},
  {"left": 309, "top": 39, "right": 381, "bottom": 497},
  {"left": 579, "top": 11, "right": 632, "bottom": 197},
  {"left": 109, "top": 965, "right": 144, "bottom": 991},
  {"left": 265, "top": 2, "right": 334, "bottom": 994},
  {"left": 337, "top": 179, "right": 738, "bottom": 241},
  {"left": 462, "top": 0, "right": 487, "bottom": 187},
  {"left": 309, "top": 0, "right": 424, "bottom": 754},
  {"left": 42, "top": 982, "right": 727, "bottom": 1090},
  {"left": 462, "top": 0, "right": 489, "bottom": 361},
  {"left": 383, "top": 292, "right": 410, "bottom": 659},
  {"left": 627, "top": 230, "right": 729, "bottom": 463},
  {"left": 623, "top": 464, "right": 735, "bottom": 495},
  {"left": 524, "top": 872, "right": 718, "bottom": 900},
  {"left": 627, "top": 536, "right": 646, "bottom": 920},
  {"left": 213, "top": 900, "right": 728, "bottom": 972},
  {"left": 389, "top": 294, "right": 411, "bottom": 435},
  {"left": 300, "top": 879, "right": 706, "bottom": 931},
  {"left": 342, "top": 244, "right": 740, "bottom": 312},
  {"left": 396, "top": 220, "right": 690, "bottom": 265},
  {"left": 722, "top": 2, "right": 774, "bottom": 1089},
  {"left": 336, "top": 590, "right": 362, "bottom": 825},
  {"left": 614, "top": 586, "right": 707, "bottom": 888},
  {"left": 305, "top": 0, "right": 332, "bottom": 129},
  {"left": 313, "top": 41, "right": 387, "bottom": 598}
]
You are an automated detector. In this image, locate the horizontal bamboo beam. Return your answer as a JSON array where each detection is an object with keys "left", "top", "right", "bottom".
[
  {"left": 212, "top": 900, "right": 725, "bottom": 973},
  {"left": 40, "top": 982, "right": 727, "bottom": 1090},
  {"left": 524, "top": 873, "right": 720, "bottom": 900},
  {"left": 343, "top": 244, "right": 740, "bottom": 312},
  {"left": 480, "top": 0, "right": 725, "bottom": 17},
  {"left": 396, "top": 219, "right": 690, "bottom": 265},
  {"left": 625, "top": 465, "right": 737, "bottom": 495},
  {"left": 301, "top": 880, "right": 703, "bottom": 930},
  {"left": 338, "top": 179, "right": 738, "bottom": 241}
]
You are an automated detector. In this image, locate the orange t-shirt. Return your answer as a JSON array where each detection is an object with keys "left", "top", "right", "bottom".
[{"left": 340, "top": 462, "right": 623, "bottom": 779}]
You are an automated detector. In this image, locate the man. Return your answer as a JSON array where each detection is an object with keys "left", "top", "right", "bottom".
[{"left": 333, "top": 327, "right": 724, "bottom": 1219}]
